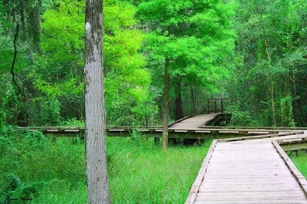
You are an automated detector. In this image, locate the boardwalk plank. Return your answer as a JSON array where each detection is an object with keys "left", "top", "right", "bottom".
[
  {"left": 196, "top": 194, "right": 307, "bottom": 202},
  {"left": 194, "top": 200, "right": 307, "bottom": 204},
  {"left": 169, "top": 114, "right": 220, "bottom": 130},
  {"left": 186, "top": 137, "right": 307, "bottom": 204},
  {"left": 202, "top": 176, "right": 298, "bottom": 184},
  {"left": 196, "top": 191, "right": 306, "bottom": 198}
]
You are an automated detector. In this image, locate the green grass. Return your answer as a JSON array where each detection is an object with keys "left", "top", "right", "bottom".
[
  {"left": 2, "top": 127, "right": 307, "bottom": 204},
  {"left": 107, "top": 137, "right": 211, "bottom": 203},
  {"left": 289, "top": 150, "right": 307, "bottom": 179},
  {"left": 0, "top": 127, "right": 211, "bottom": 203}
]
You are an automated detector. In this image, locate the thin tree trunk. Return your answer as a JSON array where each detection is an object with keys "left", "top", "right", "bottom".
[
  {"left": 30, "top": 1, "right": 41, "bottom": 53},
  {"left": 265, "top": 39, "right": 277, "bottom": 127},
  {"left": 162, "top": 59, "right": 170, "bottom": 151},
  {"left": 269, "top": 75, "right": 277, "bottom": 126},
  {"left": 11, "top": 24, "right": 22, "bottom": 94},
  {"left": 175, "top": 81, "right": 184, "bottom": 120},
  {"left": 84, "top": 0, "right": 110, "bottom": 203},
  {"left": 191, "top": 85, "right": 198, "bottom": 113},
  {"left": 21, "top": 0, "right": 34, "bottom": 61}
]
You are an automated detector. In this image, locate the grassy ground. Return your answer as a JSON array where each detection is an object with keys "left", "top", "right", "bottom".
[
  {"left": 1, "top": 126, "right": 307, "bottom": 204},
  {"left": 0, "top": 127, "right": 211, "bottom": 203},
  {"left": 107, "top": 137, "right": 211, "bottom": 203},
  {"left": 289, "top": 150, "right": 307, "bottom": 179}
]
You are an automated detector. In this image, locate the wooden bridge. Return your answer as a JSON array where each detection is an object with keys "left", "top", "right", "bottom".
[
  {"left": 186, "top": 137, "right": 307, "bottom": 203},
  {"left": 180, "top": 117, "right": 307, "bottom": 203},
  {"left": 165, "top": 114, "right": 307, "bottom": 203},
  {"left": 18, "top": 113, "right": 305, "bottom": 140}
]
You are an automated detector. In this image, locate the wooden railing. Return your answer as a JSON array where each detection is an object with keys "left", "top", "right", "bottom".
[{"left": 206, "top": 98, "right": 229, "bottom": 113}]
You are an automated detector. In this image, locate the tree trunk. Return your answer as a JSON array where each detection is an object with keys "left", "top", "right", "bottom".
[
  {"left": 21, "top": 0, "right": 34, "bottom": 61},
  {"left": 162, "top": 59, "right": 170, "bottom": 151},
  {"left": 265, "top": 39, "right": 277, "bottom": 127},
  {"left": 269, "top": 75, "right": 277, "bottom": 126},
  {"left": 29, "top": 1, "right": 41, "bottom": 53},
  {"left": 84, "top": 0, "right": 110, "bottom": 203},
  {"left": 175, "top": 81, "right": 184, "bottom": 120}
]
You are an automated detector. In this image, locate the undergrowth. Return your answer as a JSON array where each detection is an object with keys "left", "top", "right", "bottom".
[
  {"left": 0, "top": 126, "right": 211, "bottom": 203},
  {"left": 0, "top": 126, "right": 86, "bottom": 204},
  {"left": 289, "top": 150, "right": 307, "bottom": 179}
]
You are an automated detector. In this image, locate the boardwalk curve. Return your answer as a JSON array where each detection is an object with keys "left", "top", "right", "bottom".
[{"left": 186, "top": 135, "right": 307, "bottom": 204}]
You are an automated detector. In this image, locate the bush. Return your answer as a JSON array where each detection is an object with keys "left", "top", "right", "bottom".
[{"left": 0, "top": 173, "right": 44, "bottom": 204}]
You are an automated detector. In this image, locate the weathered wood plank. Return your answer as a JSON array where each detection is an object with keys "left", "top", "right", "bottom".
[
  {"left": 194, "top": 200, "right": 307, "bottom": 204},
  {"left": 196, "top": 192, "right": 307, "bottom": 201},
  {"left": 200, "top": 183, "right": 302, "bottom": 191},
  {"left": 187, "top": 137, "right": 307, "bottom": 203},
  {"left": 169, "top": 114, "right": 220, "bottom": 130},
  {"left": 185, "top": 140, "right": 217, "bottom": 204},
  {"left": 272, "top": 140, "right": 307, "bottom": 196}
]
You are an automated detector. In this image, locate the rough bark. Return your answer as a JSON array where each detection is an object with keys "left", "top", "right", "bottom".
[
  {"left": 162, "top": 59, "right": 170, "bottom": 151},
  {"left": 84, "top": 0, "right": 110, "bottom": 203}
]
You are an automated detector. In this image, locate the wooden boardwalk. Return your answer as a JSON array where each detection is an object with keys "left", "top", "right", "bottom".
[
  {"left": 169, "top": 113, "right": 220, "bottom": 130},
  {"left": 186, "top": 134, "right": 307, "bottom": 204}
]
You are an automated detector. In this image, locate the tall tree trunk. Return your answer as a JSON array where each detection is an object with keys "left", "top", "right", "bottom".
[
  {"left": 265, "top": 39, "right": 277, "bottom": 127},
  {"left": 21, "top": 0, "right": 34, "bottom": 61},
  {"left": 162, "top": 59, "right": 170, "bottom": 151},
  {"left": 191, "top": 85, "right": 198, "bottom": 113},
  {"left": 84, "top": 0, "right": 110, "bottom": 203},
  {"left": 30, "top": 1, "right": 41, "bottom": 53},
  {"left": 269, "top": 75, "right": 277, "bottom": 126},
  {"left": 175, "top": 81, "right": 184, "bottom": 120},
  {"left": 3, "top": 0, "right": 11, "bottom": 34},
  {"left": 292, "top": 65, "right": 298, "bottom": 121}
]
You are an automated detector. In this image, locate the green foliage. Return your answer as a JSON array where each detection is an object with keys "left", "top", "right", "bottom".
[
  {"left": 62, "top": 117, "right": 85, "bottom": 127},
  {"left": 279, "top": 95, "right": 295, "bottom": 127},
  {"left": 137, "top": 0, "right": 236, "bottom": 118},
  {"left": 26, "top": 98, "right": 62, "bottom": 126},
  {"left": 0, "top": 128, "right": 46, "bottom": 203},
  {"left": 104, "top": 0, "right": 157, "bottom": 125},
  {"left": 289, "top": 150, "right": 307, "bottom": 179},
  {"left": 2, "top": 0, "right": 307, "bottom": 127},
  {"left": 228, "top": 0, "right": 307, "bottom": 126},
  {"left": 0, "top": 128, "right": 87, "bottom": 203},
  {"left": 0, "top": 173, "right": 44, "bottom": 204},
  {"left": 107, "top": 137, "right": 212, "bottom": 203},
  {"left": 26, "top": 0, "right": 157, "bottom": 126},
  {"left": 24, "top": 130, "right": 49, "bottom": 149},
  {"left": 228, "top": 111, "right": 254, "bottom": 126},
  {"left": 2, "top": 129, "right": 306, "bottom": 203},
  {"left": 0, "top": 128, "right": 213, "bottom": 203},
  {"left": 41, "top": 0, "right": 84, "bottom": 64}
]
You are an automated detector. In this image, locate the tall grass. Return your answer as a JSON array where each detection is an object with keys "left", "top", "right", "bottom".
[
  {"left": 0, "top": 127, "right": 211, "bottom": 203},
  {"left": 107, "top": 137, "right": 211, "bottom": 203},
  {"left": 0, "top": 127, "right": 87, "bottom": 204},
  {"left": 289, "top": 150, "right": 307, "bottom": 179},
  {"left": 2, "top": 126, "right": 307, "bottom": 204}
]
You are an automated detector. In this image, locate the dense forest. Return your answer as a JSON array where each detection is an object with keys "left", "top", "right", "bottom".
[{"left": 1, "top": 0, "right": 307, "bottom": 127}]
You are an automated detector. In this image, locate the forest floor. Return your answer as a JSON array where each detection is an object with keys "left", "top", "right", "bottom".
[
  {"left": 0, "top": 128, "right": 211, "bottom": 203},
  {"left": 0, "top": 127, "right": 306, "bottom": 203}
]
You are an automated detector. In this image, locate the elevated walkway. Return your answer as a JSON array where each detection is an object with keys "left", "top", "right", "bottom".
[
  {"left": 169, "top": 113, "right": 220, "bottom": 130},
  {"left": 186, "top": 133, "right": 307, "bottom": 204}
]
